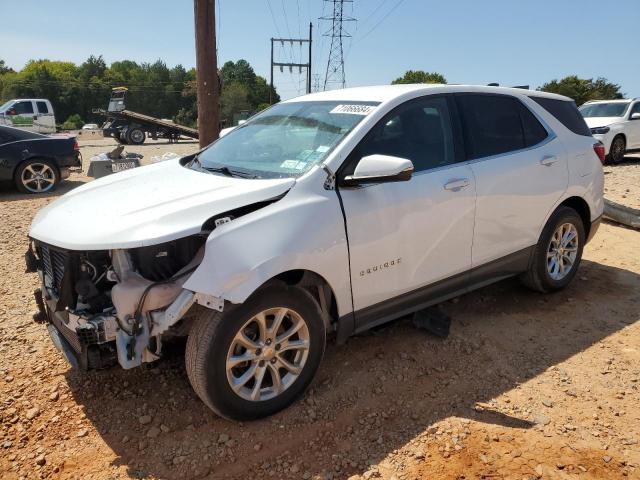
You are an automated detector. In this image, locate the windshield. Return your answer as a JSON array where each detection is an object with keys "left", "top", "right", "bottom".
[
  {"left": 579, "top": 102, "right": 630, "bottom": 118},
  {"left": 0, "top": 100, "right": 14, "bottom": 112},
  {"left": 194, "top": 101, "right": 379, "bottom": 179}
]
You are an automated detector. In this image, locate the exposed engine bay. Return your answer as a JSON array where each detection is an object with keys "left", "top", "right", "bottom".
[{"left": 29, "top": 235, "right": 208, "bottom": 370}]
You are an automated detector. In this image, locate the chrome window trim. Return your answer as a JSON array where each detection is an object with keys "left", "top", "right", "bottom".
[
  {"left": 416, "top": 94, "right": 558, "bottom": 174},
  {"left": 339, "top": 91, "right": 560, "bottom": 184}
]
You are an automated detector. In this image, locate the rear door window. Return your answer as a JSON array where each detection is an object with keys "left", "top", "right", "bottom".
[
  {"left": 531, "top": 97, "right": 591, "bottom": 137},
  {"left": 456, "top": 94, "right": 525, "bottom": 159},
  {"left": 14, "top": 101, "right": 34, "bottom": 115},
  {"left": 36, "top": 101, "right": 50, "bottom": 114}
]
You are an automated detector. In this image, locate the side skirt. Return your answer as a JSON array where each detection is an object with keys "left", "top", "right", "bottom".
[{"left": 339, "top": 246, "right": 534, "bottom": 336}]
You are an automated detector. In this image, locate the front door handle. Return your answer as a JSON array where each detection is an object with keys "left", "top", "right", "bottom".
[
  {"left": 540, "top": 155, "right": 558, "bottom": 166},
  {"left": 443, "top": 179, "right": 470, "bottom": 191}
]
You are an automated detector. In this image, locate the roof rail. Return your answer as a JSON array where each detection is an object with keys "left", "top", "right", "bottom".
[{"left": 486, "top": 83, "right": 530, "bottom": 89}]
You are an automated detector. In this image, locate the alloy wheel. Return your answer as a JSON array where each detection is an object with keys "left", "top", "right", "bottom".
[
  {"left": 611, "top": 137, "right": 625, "bottom": 163},
  {"left": 21, "top": 163, "right": 56, "bottom": 193},
  {"left": 226, "top": 307, "right": 310, "bottom": 402},
  {"left": 546, "top": 223, "right": 579, "bottom": 280}
]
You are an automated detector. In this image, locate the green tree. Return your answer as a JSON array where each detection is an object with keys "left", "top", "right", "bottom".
[
  {"left": 220, "top": 83, "right": 251, "bottom": 125},
  {"left": 0, "top": 57, "right": 277, "bottom": 130},
  {"left": 539, "top": 76, "right": 623, "bottom": 106},
  {"left": 0, "top": 59, "right": 13, "bottom": 75},
  {"left": 62, "top": 114, "right": 83, "bottom": 130},
  {"left": 392, "top": 70, "right": 447, "bottom": 85}
]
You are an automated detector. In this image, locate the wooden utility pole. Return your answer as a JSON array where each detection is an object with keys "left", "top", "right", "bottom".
[{"left": 194, "top": 0, "right": 219, "bottom": 147}]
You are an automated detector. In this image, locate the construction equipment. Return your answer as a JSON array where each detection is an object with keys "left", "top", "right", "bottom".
[{"left": 94, "top": 88, "right": 198, "bottom": 145}]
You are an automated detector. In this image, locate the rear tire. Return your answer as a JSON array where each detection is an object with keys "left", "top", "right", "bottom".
[
  {"left": 607, "top": 135, "right": 626, "bottom": 164},
  {"left": 185, "top": 285, "right": 326, "bottom": 420},
  {"left": 127, "top": 127, "right": 146, "bottom": 145},
  {"left": 520, "top": 206, "right": 585, "bottom": 293},
  {"left": 14, "top": 159, "right": 59, "bottom": 194}
]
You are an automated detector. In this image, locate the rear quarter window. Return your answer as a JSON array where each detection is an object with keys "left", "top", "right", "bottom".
[
  {"left": 517, "top": 102, "right": 549, "bottom": 147},
  {"left": 531, "top": 97, "right": 591, "bottom": 137}
]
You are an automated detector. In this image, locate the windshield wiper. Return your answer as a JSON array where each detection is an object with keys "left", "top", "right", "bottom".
[
  {"left": 189, "top": 154, "right": 260, "bottom": 179},
  {"left": 205, "top": 166, "right": 261, "bottom": 179}
]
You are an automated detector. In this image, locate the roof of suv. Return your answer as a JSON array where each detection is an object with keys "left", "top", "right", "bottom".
[
  {"left": 582, "top": 99, "right": 632, "bottom": 104},
  {"left": 284, "top": 84, "right": 572, "bottom": 104}
]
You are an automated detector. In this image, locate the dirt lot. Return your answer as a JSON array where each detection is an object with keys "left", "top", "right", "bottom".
[
  {"left": 604, "top": 153, "right": 640, "bottom": 210},
  {"left": 1, "top": 139, "right": 639, "bottom": 479}
]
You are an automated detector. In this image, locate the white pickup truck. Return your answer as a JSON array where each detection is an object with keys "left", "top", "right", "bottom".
[{"left": 0, "top": 98, "right": 56, "bottom": 133}]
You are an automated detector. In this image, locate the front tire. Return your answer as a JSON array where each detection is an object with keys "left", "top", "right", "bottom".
[
  {"left": 185, "top": 285, "right": 326, "bottom": 420},
  {"left": 521, "top": 206, "right": 585, "bottom": 293},
  {"left": 607, "top": 135, "right": 626, "bottom": 164},
  {"left": 14, "top": 159, "right": 59, "bottom": 194}
]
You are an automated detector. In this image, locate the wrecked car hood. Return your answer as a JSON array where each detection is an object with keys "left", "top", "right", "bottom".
[{"left": 29, "top": 159, "right": 295, "bottom": 250}]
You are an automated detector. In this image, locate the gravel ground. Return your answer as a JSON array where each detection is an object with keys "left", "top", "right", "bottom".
[
  {"left": 603, "top": 153, "right": 640, "bottom": 210},
  {"left": 0, "top": 138, "right": 639, "bottom": 479}
]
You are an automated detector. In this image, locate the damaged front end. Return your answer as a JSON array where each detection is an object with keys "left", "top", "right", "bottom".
[{"left": 28, "top": 235, "right": 217, "bottom": 370}]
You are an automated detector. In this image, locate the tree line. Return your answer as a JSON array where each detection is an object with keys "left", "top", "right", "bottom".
[
  {"left": 391, "top": 70, "right": 624, "bottom": 105},
  {"left": 0, "top": 56, "right": 279, "bottom": 129},
  {"left": 0, "top": 56, "right": 625, "bottom": 130}
]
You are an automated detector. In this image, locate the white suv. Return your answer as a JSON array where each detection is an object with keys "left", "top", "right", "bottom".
[
  {"left": 579, "top": 98, "right": 640, "bottom": 163},
  {"left": 28, "top": 85, "right": 604, "bottom": 420}
]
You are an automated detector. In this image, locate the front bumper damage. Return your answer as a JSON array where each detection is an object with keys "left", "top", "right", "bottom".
[{"left": 27, "top": 241, "right": 222, "bottom": 370}]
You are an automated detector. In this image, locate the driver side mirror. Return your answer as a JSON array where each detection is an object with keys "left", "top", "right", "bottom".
[
  {"left": 631, "top": 113, "right": 640, "bottom": 120},
  {"left": 341, "top": 154, "right": 414, "bottom": 187}
]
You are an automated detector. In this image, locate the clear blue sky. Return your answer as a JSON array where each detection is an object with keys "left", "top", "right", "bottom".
[{"left": 1, "top": 0, "right": 639, "bottom": 100}]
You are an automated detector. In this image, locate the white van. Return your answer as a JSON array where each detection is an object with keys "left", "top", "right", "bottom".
[{"left": 0, "top": 99, "right": 56, "bottom": 134}]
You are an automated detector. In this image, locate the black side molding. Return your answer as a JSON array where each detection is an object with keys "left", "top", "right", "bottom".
[{"left": 338, "top": 246, "right": 535, "bottom": 338}]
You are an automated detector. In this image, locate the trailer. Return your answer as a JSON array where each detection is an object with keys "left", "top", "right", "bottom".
[{"left": 94, "top": 87, "right": 198, "bottom": 145}]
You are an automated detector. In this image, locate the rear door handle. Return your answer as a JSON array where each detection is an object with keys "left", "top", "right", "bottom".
[
  {"left": 540, "top": 155, "right": 558, "bottom": 166},
  {"left": 443, "top": 179, "right": 470, "bottom": 191}
]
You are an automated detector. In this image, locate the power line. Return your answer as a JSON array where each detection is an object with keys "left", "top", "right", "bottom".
[
  {"left": 358, "top": 0, "right": 405, "bottom": 42},
  {"left": 281, "top": 0, "right": 297, "bottom": 62},
  {"left": 359, "top": 0, "right": 386, "bottom": 28},
  {"left": 266, "top": 0, "right": 283, "bottom": 38}
]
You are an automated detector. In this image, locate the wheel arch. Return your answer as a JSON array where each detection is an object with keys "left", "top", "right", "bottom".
[
  {"left": 556, "top": 196, "right": 591, "bottom": 238},
  {"left": 268, "top": 269, "right": 339, "bottom": 330},
  {"left": 611, "top": 132, "right": 627, "bottom": 144}
]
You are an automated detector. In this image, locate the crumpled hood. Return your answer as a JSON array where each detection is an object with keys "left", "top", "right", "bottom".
[
  {"left": 583, "top": 117, "right": 622, "bottom": 129},
  {"left": 29, "top": 159, "right": 295, "bottom": 250}
]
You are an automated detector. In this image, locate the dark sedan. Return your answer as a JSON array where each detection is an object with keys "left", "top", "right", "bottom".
[{"left": 0, "top": 125, "right": 82, "bottom": 193}]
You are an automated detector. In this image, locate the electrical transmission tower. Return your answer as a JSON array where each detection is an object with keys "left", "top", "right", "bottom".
[{"left": 321, "top": 0, "right": 355, "bottom": 91}]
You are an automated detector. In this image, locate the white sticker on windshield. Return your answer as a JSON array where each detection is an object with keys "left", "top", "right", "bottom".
[
  {"left": 316, "top": 145, "right": 330, "bottom": 153},
  {"left": 330, "top": 104, "right": 375, "bottom": 115},
  {"left": 280, "top": 160, "right": 299, "bottom": 169}
]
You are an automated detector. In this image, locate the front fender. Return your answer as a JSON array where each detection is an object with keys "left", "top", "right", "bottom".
[{"left": 182, "top": 183, "right": 353, "bottom": 317}]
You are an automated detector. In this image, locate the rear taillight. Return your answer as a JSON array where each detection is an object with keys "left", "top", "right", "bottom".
[
  {"left": 73, "top": 140, "right": 79, "bottom": 151},
  {"left": 593, "top": 142, "right": 605, "bottom": 164}
]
